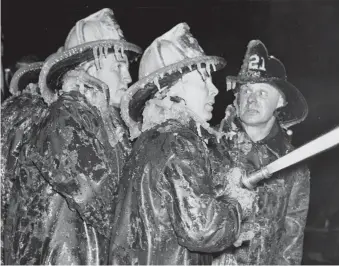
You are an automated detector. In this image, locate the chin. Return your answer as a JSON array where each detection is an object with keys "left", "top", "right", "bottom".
[
  {"left": 240, "top": 115, "right": 262, "bottom": 126},
  {"left": 203, "top": 112, "right": 213, "bottom": 122}
]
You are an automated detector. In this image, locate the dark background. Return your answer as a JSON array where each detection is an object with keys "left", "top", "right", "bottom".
[{"left": 2, "top": 0, "right": 339, "bottom": 264}]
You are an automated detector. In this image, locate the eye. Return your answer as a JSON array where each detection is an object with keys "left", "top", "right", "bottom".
[
  {"left": 111, "top": 62, "right": 122, "bottom": 72},
  {"left": 241, "top": 88, "right": 251, "bottom": 94},
  {"left": 259, "top": 90, "right": 267, "bottom": 97}
]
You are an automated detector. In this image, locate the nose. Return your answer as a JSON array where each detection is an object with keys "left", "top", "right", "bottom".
[
  {"left": 122, "top": 68, "right": 132, "bottom": 85},
  {"left": 248, "top": 92, "right": 257, "bottom": 103},
  {"left": 209, "top": 82, "right": 219, "bottom": 97}
]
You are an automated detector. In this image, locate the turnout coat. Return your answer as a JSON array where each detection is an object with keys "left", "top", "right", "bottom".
[
  {"left": 1, "top": 92, "right": 48, "bottom": 264},
  {"left": 3, "top": 91, "right": 131, "bottom": 265},
  {"left": 213, "top": 117, "right": 310, "bottom": 265},
  {"left": 110, "top": 118, "right": 243, "bottom": 265}
]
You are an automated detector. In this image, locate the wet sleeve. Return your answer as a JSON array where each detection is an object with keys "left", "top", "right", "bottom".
[
  {"left": 32, "top": 114, "right": 114, "bottom": 237},
  {"left": 163, "top": 132, "right": 242, "bottom": 253},
  {"left": 274, "top": 165, "right": 311, "bottom": 264}
]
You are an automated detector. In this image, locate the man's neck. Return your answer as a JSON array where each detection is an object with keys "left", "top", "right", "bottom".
[{"left": 241, "top": 116, "right": 276, "bottom": 142}]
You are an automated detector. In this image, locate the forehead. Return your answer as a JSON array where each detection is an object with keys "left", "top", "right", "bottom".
[
  {"left": 184, "top": 69, "right": 210, "bottom": 81},
  {"left": 241, "top": 83, "right": 280, "bottom": 93},
  {"left": 106, "top": 53, "right": 128, "bottom": 64}
]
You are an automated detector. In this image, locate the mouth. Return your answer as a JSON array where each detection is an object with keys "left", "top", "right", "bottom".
[
  {"left": 205, "top": 102, "right": 214, "bottom": 111},
  {"left": 118, "top": 86, "right": 128, "bottom": 92},
  {"left": 207, "top": 99, "right": 215, "bottom": 105},
  {"left": 245, "top": 108, "right": 259, "bottom": 115}
]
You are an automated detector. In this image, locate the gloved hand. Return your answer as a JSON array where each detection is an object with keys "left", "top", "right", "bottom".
[{"left": 223, "top": 167, "right": 257, "bottom": 218}]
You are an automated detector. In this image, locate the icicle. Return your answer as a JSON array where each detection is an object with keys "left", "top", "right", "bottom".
[
  {"left": 93, "top": 46, "right": 100, "bottom": 70},
  {"left": 178, "top": 68, "right": 183, "bottom": 74},
  {"left": 114, "top": 45, "right": 120, "bottom": 61},
  {"left": 154, "top": 77, "right": 161, "bottom": 91},
  {"left": 99, "top": 46, "right": 105, "bottom": 68},
  {"left": 211, "top": 63, "right": 216, "bottom": 72},
  {"left": 196, "top": 123, "right": 202, "bottom": 137},
  {"left": 118, "top": 46, "right": 124, "bottom": 61},
  {"left": 188, "top": 65, "right": 192, "bottom": 71},
  {"left": 226, "top": 78, "right": 232, "bottom": 91},
  {"left": 114, "top": 45, "right": 123, "bottom": 61},
  {"left": 206, "top": 63, "right": 211, "bottom": 76},
  {"left": 197, "top": 63, "right": 202, "bottom": 74},
  {"left": 104, "top": 45, "right": 109, "bottom": 58},
  {"left": 121, "top": 46, "right": 126, "bottom": 60},
  {"left": 202, "top": 63, "right": 208, "bottom": 77}
]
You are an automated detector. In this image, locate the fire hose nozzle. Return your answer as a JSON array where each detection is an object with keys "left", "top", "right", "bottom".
[{"left": 241, "top": 167, "right": 271, "bottom": 190}]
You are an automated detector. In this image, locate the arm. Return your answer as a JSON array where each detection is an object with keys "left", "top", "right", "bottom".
[
  {"left": 275, "top": 165, "right": 311, "bottom": 264},
  {"left": 31, "top": 111, "right": 115, "bottom": 237},
  {"left": 163, "top": 131, "right": 242, "bottom": 253}
]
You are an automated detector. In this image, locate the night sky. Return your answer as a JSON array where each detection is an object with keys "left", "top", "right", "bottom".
[{"left": 2, "top": 0, "right": 339, "bottom": 263}]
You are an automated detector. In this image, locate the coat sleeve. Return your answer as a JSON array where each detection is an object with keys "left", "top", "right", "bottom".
[
  {"left": 31, "top": 111, "right": 115, "bottom": 238},
  {"left": 275, "top": 165, "right": 311, "bottom": 264},
  {"left": 163, "top": 131, "right": 242, "bottom": 253}
]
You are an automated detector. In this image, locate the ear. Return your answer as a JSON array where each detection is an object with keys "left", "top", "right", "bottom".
[
  {"left": 277, "top": 94, "right": 285, "bottom": 109},
  {"left": 166, "top": 80, "right": 188, "bottom": 106},
  {"left": 168, "top": 79, "right": 184, "bottom": 97},
  {"left": 86, "top": 62, "right": 97, "bottom": 77}
]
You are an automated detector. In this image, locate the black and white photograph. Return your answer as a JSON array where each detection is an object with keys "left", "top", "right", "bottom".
[{"left": 1, "top": 0, "right": 339, "bottom": 265}]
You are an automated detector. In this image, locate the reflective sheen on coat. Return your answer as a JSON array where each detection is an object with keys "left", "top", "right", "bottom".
[
  {"left": 3, "top": 91, "right": 131, "bottom": 265},
  {"left": 110, "top": 119, "right": 242, "bottom": 265},
  {"left": 1, "top": 93, "right": 48, "bottom": 264},
  {"left": 213, "top": 118, "right": 310, "bottom": 265}
]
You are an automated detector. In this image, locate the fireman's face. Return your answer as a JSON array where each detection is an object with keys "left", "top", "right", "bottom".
[
  {"left": 238, "top": 83, "right": 284, "bottom": 126},
  {"left": 96, "top": 53, "right": 132, "bottom": 107},
  {"left": 178, "top": 70, "right": 219, "bottom": 122}
]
